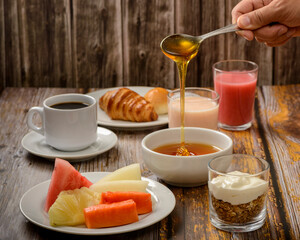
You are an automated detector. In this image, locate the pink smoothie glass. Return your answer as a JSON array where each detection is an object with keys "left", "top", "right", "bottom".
[{"left": 213, "top": 60, "right": 258, "bottom": 131}]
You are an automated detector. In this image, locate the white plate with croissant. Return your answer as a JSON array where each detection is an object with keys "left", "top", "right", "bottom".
[{"left": 88, "top": 86, "right": 169, "bottom": 130}]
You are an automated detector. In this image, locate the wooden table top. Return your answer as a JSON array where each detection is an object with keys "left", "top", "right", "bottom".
[{"left": 0, "top": 86, "right": 299, "bottom": 240}]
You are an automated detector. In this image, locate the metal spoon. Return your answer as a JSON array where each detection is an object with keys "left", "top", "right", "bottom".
[{"left": 161, "top": 24, "right": 239, "bottom": 57}]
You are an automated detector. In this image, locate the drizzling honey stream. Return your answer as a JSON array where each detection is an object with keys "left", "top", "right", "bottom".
[{"left": 160, "top": 34, "right": 202, "bottom": 156}]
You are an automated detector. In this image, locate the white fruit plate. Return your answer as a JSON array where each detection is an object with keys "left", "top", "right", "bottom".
[{"left": 19, "top": 172, "right": 176, "bottom": 235}]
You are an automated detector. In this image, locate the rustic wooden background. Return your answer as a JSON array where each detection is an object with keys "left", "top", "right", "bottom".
[{"left": 1, "top": 0, "right": 300, "bottom": 89}]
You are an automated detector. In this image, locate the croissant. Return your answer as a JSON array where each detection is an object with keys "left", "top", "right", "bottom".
[{"left": 99, "top": 88, "right": 158, "bottom": 122}]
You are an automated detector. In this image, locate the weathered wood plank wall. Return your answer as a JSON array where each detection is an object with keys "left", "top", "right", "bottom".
[{"left": 1, "top": 0, "right": 299, "bottom": 88}]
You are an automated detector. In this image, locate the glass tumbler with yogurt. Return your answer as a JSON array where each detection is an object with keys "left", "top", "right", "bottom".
[{"left": 208, "top": 154, "right": 270, "bottom": 232}]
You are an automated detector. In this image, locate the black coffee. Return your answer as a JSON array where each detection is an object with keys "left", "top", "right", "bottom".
[{"left": 50, "top": 102, "right": 89, "bottom": 110}]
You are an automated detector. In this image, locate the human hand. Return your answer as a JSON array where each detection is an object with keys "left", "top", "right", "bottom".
[{"left": 232, "top": 0, "right": 300, "bottom": 46}]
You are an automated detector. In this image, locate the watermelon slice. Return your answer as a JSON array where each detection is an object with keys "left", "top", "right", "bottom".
[{"left": 44, "top": 158, "right": 92, "bottom": 212}]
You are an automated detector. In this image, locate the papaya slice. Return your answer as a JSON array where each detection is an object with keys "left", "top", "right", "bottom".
[
  {"left": 100, "top": 191, "right": 152, "bottom": 214},
  {"left": 84, "top": 199, "right": 139, "bottom": 228}
]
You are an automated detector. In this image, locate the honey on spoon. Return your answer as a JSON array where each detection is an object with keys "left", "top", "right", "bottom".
[{"left": 160, "top": 24, "right": 238, "bottom": 156}]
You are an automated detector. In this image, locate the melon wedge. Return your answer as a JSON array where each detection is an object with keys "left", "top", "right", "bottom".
[
  {"left": 92, "top": 163, "right": 141, "bottom": 185},
  {"left": 44, "top": 158, "right": 92, "bottom": 212},
  {"left": 90, "top": 180, "right": 148, "bottom": 194}
]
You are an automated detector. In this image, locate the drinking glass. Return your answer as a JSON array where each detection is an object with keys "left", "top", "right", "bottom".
[
  {"left": 213, "top": 60, "right": 258, "bottom": 131},
  {"left": 168, "top": 88, "right": 219, "bottom": 130},
  {"left": 208, "top": 154, "right": 269, "bottom": 232}
]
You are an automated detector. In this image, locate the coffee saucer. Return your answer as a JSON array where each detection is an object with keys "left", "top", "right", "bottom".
[{"left": 21, "top": 127, "right": 118, "bottom": 162}]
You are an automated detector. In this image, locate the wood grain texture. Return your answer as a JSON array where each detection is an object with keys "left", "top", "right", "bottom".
[
  {"left": 122, "top": 0, "right": 175, "bottom": 89},
  {"left": 1, "top": 0, "right": 300, "bottom": 88},
  {"left": 18, "top": 0, "right": 72, "bottom": 87},
  {"left": 73, "top": 0, "right": 123, "bottom": 88},
  {"left": 3, "top": 0, "right": 22, "bottom": 87},
  {"left": 1, "top": 87, "right": 299, "bottom": 239},
  {"left": 258, "top": 85, "right": 300, "bottom": 238},
  {"left": 274, "top": 41, "right": 300, "bottom": 85},
  {"left": 193, "top": 0, "right": 227, "bottom": 88}
]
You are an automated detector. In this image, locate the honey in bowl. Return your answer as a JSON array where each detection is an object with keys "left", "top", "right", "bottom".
[
  {"left": 161, "top": 34, "right": 202, "bottom": 156},
  {"left": 153, "top": 142, "right": 221, "bottom": 156}
]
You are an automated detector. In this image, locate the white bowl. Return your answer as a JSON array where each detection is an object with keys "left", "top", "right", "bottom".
[{"left": 142, "top": 127, "right": 233, "bottom": 187}]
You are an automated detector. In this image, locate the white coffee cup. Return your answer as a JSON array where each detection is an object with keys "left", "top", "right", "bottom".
[{"left": 27, "top": 93, "right": 97, "bottom": 151}]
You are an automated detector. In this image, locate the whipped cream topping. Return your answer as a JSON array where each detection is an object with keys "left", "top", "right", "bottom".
[{"left": 208, "top": 171, "right": 268, "bottom": 205}]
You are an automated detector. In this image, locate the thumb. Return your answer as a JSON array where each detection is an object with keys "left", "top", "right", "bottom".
[{"left": 237, "top": 5, "right": 276, "bottom": 30}]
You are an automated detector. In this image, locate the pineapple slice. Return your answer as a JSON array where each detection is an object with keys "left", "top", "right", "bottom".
[
  {"left": 90, "top": 180, "right": 148, "bottom": 194},
  {"left": 48, "top": 187, "right": 100, "bottom": 226},
  {"left": 93, "top": 164, "right": 142, "bottom": 185}
]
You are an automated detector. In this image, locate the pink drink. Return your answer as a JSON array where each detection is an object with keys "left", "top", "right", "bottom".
[
  {"left": 168, "top": 96, "right": 219, "bottom": 130},
  {"left": 214, "top": 72, "right": 257, "bottom": 126}
]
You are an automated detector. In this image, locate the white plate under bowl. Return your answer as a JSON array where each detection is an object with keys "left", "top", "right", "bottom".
[
  {"left": 21, "top": 127, "right": 118, "bottom": 162},
  {"left": 87, "top": 87, "right": 169, "bottom": 130},
  {"left": 19, "top": 172, "right": 176, "bottom": 235}
]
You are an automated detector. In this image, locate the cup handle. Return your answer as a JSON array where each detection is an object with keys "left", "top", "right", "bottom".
[{"left": 27, "top": 107, "right": 44, "bottom": 135}]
